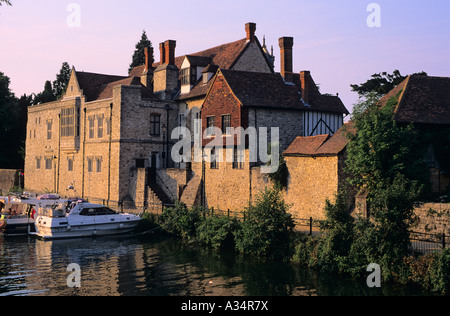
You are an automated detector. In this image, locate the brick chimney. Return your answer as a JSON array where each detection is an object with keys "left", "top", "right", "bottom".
[
  {"left": 300, "top": 71, "right": 311, "bottom": 104},
  {"left": 144, "top": 46, "right": 154, "bottom": 71},
  {"left": 245, "top": 22, "right": 256, "bottom": 43},
  {"left": 164, "top": 40, "right": 176, "bottom": 65},
  {"left": 159, "top": 42, "right": 166, "bottom": 64},
  {"left": 278, "top": 37, "right": 294, "bottom": 83}
]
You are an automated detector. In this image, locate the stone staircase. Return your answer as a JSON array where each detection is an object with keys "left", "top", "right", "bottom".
[
  {"left": 148, "top": 182, "right": 173, "bottom": 206},
  {"left": 180, "top": 175, "right": 202, "bottom": 207}
]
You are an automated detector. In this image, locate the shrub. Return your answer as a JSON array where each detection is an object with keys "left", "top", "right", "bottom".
[
  {"left": 314, "top": 192, "right": 354, "bottom": 273},
  {"left": 196, "top": 215, "right": 240, "bottom": 250},
  {"left": 158, "top": 202, "right": 203, "bottom": 241},
  {"left": 234, "top": 187, "right": 295, "bottom": 261}
]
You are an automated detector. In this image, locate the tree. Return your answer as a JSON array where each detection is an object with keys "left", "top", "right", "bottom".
[
  {"left": 0, "top": 0, "right": 12, "bottom": 6},
  {"left": 33, "top": 80, "right": 56, "bottom": 105},
  {"left": 351, "top": 70, "right": 427, "bottom": 99},
  {"left": 343, "top": 92, "right": 428, "bottom": 279},
  {"left": 128, "top": 30, "right": 153, "bottom": 74},
  {"left": 234, "top": 187, "right": 295, "bottom": 261},
  {"left": 0, "top": 71, "right": 30, "bottom": 169},
  {"left": 52, "top": 62, "right": 71, "bottom": 99}
]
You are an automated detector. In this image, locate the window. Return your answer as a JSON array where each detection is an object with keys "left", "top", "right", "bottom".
[
  {"left": 222, "top": 115, "right": 231, "bottom": 135},
  {"left": 36, "top": 157, "right": 41, "bottom": 170},
  {"left": 46, "top": 120, "right": 52, "bottom": 140},
  {"left": 45, "top": 157, "right": 52, "bottom": 170},
  {"left": 233, "top": 148, "right": 244, "bottom": 169},
  {"left": 61, "top": 108, "right": 75, "bottom": 137},
  {"left": 210, "top": 148, "right": 218, "bottom": 169},
  {"left": 135, "top": 159, "right": 145, "bottom": 168},
  {"left": 150, "top": 114, "right": 161, "bottom": 136},
  {"left": 80, "top": 207, "right": 117, "bottom": 216},
  {"left": 87, "top": 157, "right": 93, "bottom": 173},
  {"left": 68, "top": 157, "right": 73, "bottom": 172},
  {"left": 206, "top": 116, "right": 215, "bottom": 136},
  {"left": 88, "top": 116, "right": 95, "bottom": 139},
  {"left": 181, "top": 68, "right": 190, "bottom": 86},
  {"left": 96, "top": 157, "right": 102, "bottom": 173},
  {"left": 97, "top": 114, "right": 104, "bottom": 138},
  {"left": 106, "top": 118, "right": 111, "bottom": 136}
]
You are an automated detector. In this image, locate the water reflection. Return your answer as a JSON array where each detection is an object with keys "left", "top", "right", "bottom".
[{"left": 0, "top": 235, "right": 430, "bottom": 296}]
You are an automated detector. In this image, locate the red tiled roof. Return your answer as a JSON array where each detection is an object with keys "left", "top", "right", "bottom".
[
  {"left": 284, "top": 123, "right": 353, "bottom": 156},
  {"left": 217, "top": 69, "right": 306, "bottom": 110}
]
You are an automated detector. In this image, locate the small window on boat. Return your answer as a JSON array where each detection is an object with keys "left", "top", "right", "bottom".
[{"left": 79, "top": 207, "right": 117, "bottom": 216}]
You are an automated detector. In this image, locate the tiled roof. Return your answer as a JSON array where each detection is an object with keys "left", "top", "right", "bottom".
[
  {"left": 76, "top": 72, "right": 128, "bottom": 102},
  {"left": 76, "top": 72, "right": 153, "bottom": 102},
  {"left": 391, "top": 75, "right": 450, "bottom": 125},
  {"left": 292, "top": 73, "right": 349, "bottom": 115},
  {"left": 284, "top": 123, "right": 353, "bottom": 156},
  {"left": 218, "top": 69, "right": 306, "bottom": 110}
]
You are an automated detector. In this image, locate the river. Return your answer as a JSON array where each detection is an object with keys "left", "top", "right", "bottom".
[{"left": 0, "top": 234, "right": 431, "bottom": 296}]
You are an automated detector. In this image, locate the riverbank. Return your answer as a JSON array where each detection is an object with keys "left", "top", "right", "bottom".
[{"left": 138, "top": 189, "right": 450, "bottom": 296}]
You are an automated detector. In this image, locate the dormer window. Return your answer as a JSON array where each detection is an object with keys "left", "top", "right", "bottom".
[
  {"left": 181, "top": 68, "right": 190, "bottom": 86},
  {"left": 203, "top": 73, "right": 209, "bottom": 84}
]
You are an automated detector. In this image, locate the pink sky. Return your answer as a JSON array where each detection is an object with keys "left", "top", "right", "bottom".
[{"left": 1, "top": 0, "right": 449, "bottom": 113}]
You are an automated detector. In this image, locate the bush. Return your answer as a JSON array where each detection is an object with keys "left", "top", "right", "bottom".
[
  {"left": 234, "top": 187, "right": 295, "bottom": 261},
  {"left": 315, "top": 193, "right": 354, "bottom": 273},
  {"left": 196, "top": 215, "right": 240, "bottom": 250},
  {"left": 428, "top": 248, "right": 450, "bottom": 294},
  {"left": 158, "top": 202, "right": 203, "bottom": 241}
]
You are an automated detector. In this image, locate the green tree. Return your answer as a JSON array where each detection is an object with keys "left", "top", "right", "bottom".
[
  {"left": 0, "top": 72, "right": 30, "bottom": 169},
  {"left": 344, "top": 92, "right": 427, "bottom": 280},
  {"left": 33, "top": 80, "right": 56, "bottom": 105},
  {"left": 234, "top": 187, "right": 295, "bottom": 261},
  {"left": 351, "top": 70, "right": 427, "bottom": 99},
  {"left": 129, "top": 30, "right": 153, "bottom": 74},
  {"left": 52, "top": 62, "right": 71, "bottom": 99}
]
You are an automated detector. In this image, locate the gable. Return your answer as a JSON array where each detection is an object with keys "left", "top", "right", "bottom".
[
  {"left": 63, "top": 67, "right": 82, "bottom": 99},
  {"left": 231, "top": 40, "right": 273, "bottom": 73}
]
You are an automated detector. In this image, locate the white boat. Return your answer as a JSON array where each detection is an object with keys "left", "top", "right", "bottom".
[
  {"left": 33, "top": 201, "right": 141, "bottom": 239},
  {"left": 0, "top": 195, "right": 69, "bottom": 237}
]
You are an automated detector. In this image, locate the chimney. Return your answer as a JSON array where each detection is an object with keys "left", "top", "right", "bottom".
[
  {"left": 164, "top": 40, "right": 176, "bottom": 65},
  {"left": 159, "top": 42, "right": 166, "bottom": 64},
  {"left": 278, "top": 37, "right": 294, "bottom": 83},
  {"left": 144, "top": 46, "right": 154, "bottom": 71},
  {"left": 300, "top": 71, "right": 310, "bottom": 104},
  {"left": 245, "top": 22, "right": 256, "bottom": 43}
]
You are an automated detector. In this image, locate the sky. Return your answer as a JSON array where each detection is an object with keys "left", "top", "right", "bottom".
[{"left": 0, "top": 0, "right": 449, "bottom": 113}]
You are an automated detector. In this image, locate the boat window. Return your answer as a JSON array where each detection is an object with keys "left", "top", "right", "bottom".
[{"left": 79, "top": 207, "right": 117, "bottom": 216}]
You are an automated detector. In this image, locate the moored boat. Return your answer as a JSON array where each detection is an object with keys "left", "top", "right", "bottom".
[{"left": 33, "top": 201, "right": 141, "bottom": 240}]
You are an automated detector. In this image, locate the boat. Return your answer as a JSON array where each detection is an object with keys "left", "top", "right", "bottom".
[
  {"left": 33, "top": 200, "right": 141, "bottom": 239},
  {"left": 0, "top": 194, "right": 68, "bottom": 237}
]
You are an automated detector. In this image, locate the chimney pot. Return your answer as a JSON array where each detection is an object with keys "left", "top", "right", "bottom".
[
  {"left": 279, "top": 37, "right": 294, "bottom": 82},
  {"left": 245, "top": 22, "right": 256, "bottom": 43},
  {"left": 145, "top": 46, "right": 154, "bottom": 70},
  {"left": 300, "top": 71, "right": 311, "bottom": 104},
  {"left": 164, "top": 40, "right": 176, "bottom": 65},
  {"left": 159, "top": 42, "right": 166, "bottom": 64}
]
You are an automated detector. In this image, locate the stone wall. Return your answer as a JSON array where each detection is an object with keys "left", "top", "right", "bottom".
[
  {"left": 0, "top": 169, "right": 22, "bottom": 193},
  {"left": 232, "top": 41, "right": 273, "bottom": 73},
  {"left": 283, "top": 155, "right": 340, "bottom": 221},
  {"left": 411, "top": 203, "right": 450, "bottom": 235}
]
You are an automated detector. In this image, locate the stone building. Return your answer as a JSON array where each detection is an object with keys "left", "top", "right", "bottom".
[{"left": 24, "top": 22, "right": 349, "bottom": 215}]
